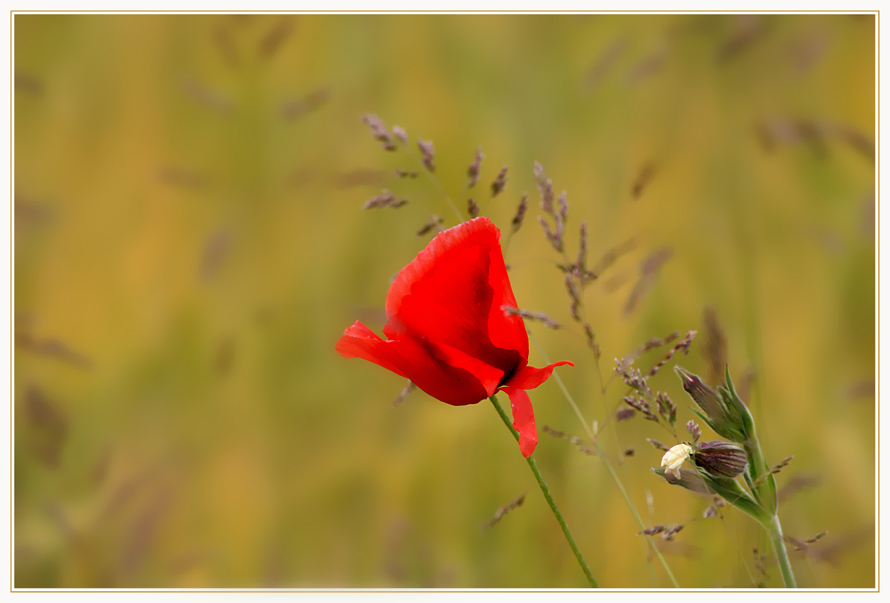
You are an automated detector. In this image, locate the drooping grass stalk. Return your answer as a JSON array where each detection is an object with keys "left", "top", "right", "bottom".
[
  {"left": 488, "top": 394, "right": 598, "bottom": 588},
  {"left": 720, "top": 514, "right": 758, "bottom": 586},
  {"left": 529, "top": 332, "right": 680, "bottom": 588},
  {"left": 604, "top": 403, "right": 671, "bottom": 585}
]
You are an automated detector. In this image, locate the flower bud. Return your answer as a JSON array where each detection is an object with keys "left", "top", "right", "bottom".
[
  {"left": 661, "top": 443, "right": 693, "bottom": 479},
  {"left": 674, "top": 366, "right": 747, "bottom": 442},
  {"left": 693, "top": 440, "right": 748, "bottom": 478},
  {"left": 675, "top": 367, "right": 726, "bottom": 422},
  {"left": 717, "top": 366, "right": 757, "bottom": 439}
]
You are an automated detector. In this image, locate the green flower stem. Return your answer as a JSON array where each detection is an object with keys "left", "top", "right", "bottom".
[
  {"left": 765, "top": 513, "right": 797, "bottom": 588},
  {"left": 488, "top": 395, "right": 598, "bottom": 588},
  {"left": 744, "top": 435, "right": 778, "bottom": 515},
  {"left": 744, "top": 432, "right": 795, "bottom": 587}
]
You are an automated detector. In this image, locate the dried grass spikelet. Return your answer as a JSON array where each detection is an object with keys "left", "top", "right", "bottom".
[
  {"left": 490, "top": 166, "right": 508, "bottom": 198},
  {"left": 416, "top": 215, "right": 444, "bottom": 237},
  {"left": 362, "top": 114, "right": 399, "bottom": 151},
  {"left": 501, "top": 305, "right": 561, "bottom": 330},
  {"left": 418, "top": 139, "right": 436, "bottom": 172},
  {"left": 363, "top": 190, "right": 407, "bottom": 210},
  {"left": 510, "top": 193, "right": 529, "bottom": 234},
  {"left": 467, "top": 197, "right": 479, "bottom": 218},
  {"left": 467, "top": 146, "right": 484, "bottom": 189}
]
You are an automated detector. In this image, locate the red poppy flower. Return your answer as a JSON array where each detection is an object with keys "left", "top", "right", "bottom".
[{"left": 336, "top": 216, "right": 573, "bottom": 457}]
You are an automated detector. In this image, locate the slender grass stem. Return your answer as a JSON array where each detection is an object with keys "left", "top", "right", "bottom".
[
  {"left": 743, "top": 425, "right": 795, "bottom": 587},
  {"left": 404, "top": 148, "right": 464, "bottom": 222},
  {"left": 721, "top": 514, "right": 757, "bottom": 586},
  {"left": 528, "top": 332, "right": 680, "bottom": 588},
  {"left": 554, "top": 247, "right": 606, "bottom": 393},
  {"left": 488, "top": 395, "right": 598, "bottom": 588}
]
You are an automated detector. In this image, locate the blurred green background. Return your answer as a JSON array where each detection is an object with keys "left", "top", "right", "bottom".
[{"left": 13, "top": 14, "right": 875, "bottom": 588}]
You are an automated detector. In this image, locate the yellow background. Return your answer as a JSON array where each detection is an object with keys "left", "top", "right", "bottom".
[{"left": 14, "top": 14, "right": 875, "bottom": 588}]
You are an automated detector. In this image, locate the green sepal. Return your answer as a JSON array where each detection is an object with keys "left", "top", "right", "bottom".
[
  {"left": 652, "top": 467, "right": 714, "bottom": 495},
  {"left": 720, "top": 365, "right": 756, "bottom": 439},
  {"left": 700, "top": 473, "right": 768, "bottom": 524},
  {"left": 654, "top": 466, "right": 768, "bottom": 524}
]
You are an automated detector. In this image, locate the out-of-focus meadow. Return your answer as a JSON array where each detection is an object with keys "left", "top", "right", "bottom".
[{"left": 14, "top": 14, "right": 875, "bottom": 588}]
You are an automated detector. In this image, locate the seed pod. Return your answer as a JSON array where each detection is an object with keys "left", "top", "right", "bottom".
[{"left": 693, "top": 440, "right": 748, "bottom": 478}]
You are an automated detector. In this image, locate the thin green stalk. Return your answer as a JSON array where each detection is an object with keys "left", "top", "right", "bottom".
[
  {"left": 743, "top": 425, "right": 795, "bottom": 587},
  {"left": 764, "top": 513, "right": 797, "bottom": 588},
  {"left": 528, "top": 332, "right": 680, "bottom": 588},
  {"left": 591, "top": 439, "right": 679, "bottom": 588},
  {"left": 721, "top": 514, "right": 757, "bottom": 586},
  {"left": 488, "top": 395, "right": 598, "bottom": 588},
  {"left": 745, "top": 436, "right": 778, "bottom": 515}
]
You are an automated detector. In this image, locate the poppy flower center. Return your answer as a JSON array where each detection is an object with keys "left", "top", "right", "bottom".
[{"left": 497, "top": 363, "right": 519, "bottom": 388}]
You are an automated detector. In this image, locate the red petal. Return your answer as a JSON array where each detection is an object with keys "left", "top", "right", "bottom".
[
  {"left": 336, "top": 321, "right": 502, "bottom": 406},
  {"left": 385, "top": 217, "right": 493, "bottom": 318},
  {"left": 500, "top": 386, "right": 537, "bottom": 457},
  {"left": 505, "top": 361, "right": 574, "bottom": 390},
  {"left": 484, "top": 233, "right": 528, "bottom": 359},
  {"left": 383, "top": 217, "right": 525, "bottom": 376},
  {"left": 425, "top": 340, "right": 505, "bottom": 400},
  {"left": 335, "top": 321, "right": 407, "bottom": 377},
  {"left": 388, "top": 334, "right": 502, "bottom": 406}
]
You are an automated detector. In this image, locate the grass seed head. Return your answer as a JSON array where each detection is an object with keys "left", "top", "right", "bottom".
[
  {"left": 362, "top": 114, "right": 398, "bottom": 151},
  {"left": 490, "top": 166, "right": 508, "bottom": 198},
  {"left": 511, "top": 193, "right": 529, "bottom": 234},
  {"left": 467, "top": 146, "right": 484, "bottom": 189},
  {"left": 418, "top": 139, "right": 436, "bottom": 172}
]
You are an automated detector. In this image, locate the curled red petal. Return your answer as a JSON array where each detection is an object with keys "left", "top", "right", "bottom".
[
  {"left": 335, "top": 321, "right": 408, "bottom": 377},
  {"left": 500, "top": 386, "right": 537, "bottom": 457},
  {"left": 336, "top": 321, "right": 502, "bottom": 406},
  {"left": 383, "top": 217, "right": 525, "bottom": 376},
  {"left": 504, "top": 361, "right": 574, "bottom": 391}
]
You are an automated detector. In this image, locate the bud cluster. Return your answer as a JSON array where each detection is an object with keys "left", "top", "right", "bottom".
[{"left": 654, "top": 365, "right": 786, "bottom": 546}]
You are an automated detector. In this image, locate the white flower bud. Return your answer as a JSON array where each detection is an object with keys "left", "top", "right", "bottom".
[{"left": 661, "top": 443, "right": 693, "bottom": 479}]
